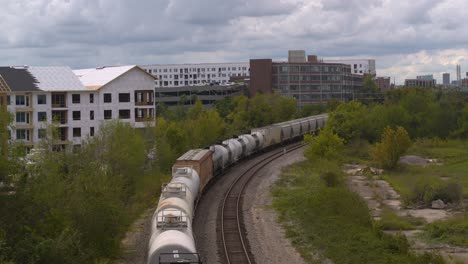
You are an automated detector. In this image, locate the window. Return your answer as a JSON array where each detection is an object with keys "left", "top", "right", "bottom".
[
  {"left": 16, "top": 95, "right": 25, "bottom": 105},
  {"left": 89, "top": 93, "right": 94, "bottom": 103},
  {"left": 73, "top": 127, "right": 81, "bottom": 137},
  {"left": 16, "top": 129, "right": 29, "bottom": 140},
  {"left": 119, "top": 109, "right": 130, "bottom": 119},
  {"left": 16, "top": 112, "right": 28, "bottom": 123},
  {"left": 72, "top": 111, "right": 81, "bottom": 121},
  {"left": 119, "top": 93, "right": 130, "bottom": 102},
  {"left": 38, "top": 129, "right": 46, "bottom": 139},
  {"left": 72, "top": 94, "right": 80, "bottom": 104},
  {"left": 37, "top": 94, "right": 47, "bottom": 104},
  {"left": 90, "top": 110, "right": 94, "bottom": 120},
  {"left": 90, "top": 127, "right": 95, "bottom": 137},
  {"left": 104, "top": 93, "right": 112, "bottom": 103},
  {"left": 38, "top": 112, "right": 47, "bottom": 122},
  {"left": 104, "top": 110, "right": 112, "bottom": 119}
]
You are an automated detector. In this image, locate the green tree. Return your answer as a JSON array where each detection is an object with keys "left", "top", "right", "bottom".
[
  {"left": 304, "top": 128, "right": 344, "bottom": 161},
  {"left": 0, "top": 105, "right": 12, "bottom": 182},
  {"left": 372, "top": 126, "right": 411, "bottom": 169},
  {"left": 326, "top": 101, "right": 367, "bottom": 142}
]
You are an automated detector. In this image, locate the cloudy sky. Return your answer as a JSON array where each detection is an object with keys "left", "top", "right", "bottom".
[{"left": 1, "top": 0, "right": 467, "bottom": 84}]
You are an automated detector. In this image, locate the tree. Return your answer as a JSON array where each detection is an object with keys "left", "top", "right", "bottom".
[
  {"left": 0, "top": 105, "right": 13, "bottom": 183},
  {"left": 326, "top": 101, "right": 367, "bottom": 142},
  {"left": 304, "top": 128, "right": 344, "bottom": 161},
  {"left": 372, "top": 126, "right": 411, "bottom": 169}
]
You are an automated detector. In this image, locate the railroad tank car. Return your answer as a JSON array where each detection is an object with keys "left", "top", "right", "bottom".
[
  {"left": 251, "top": 131, "right": 265, "bottom": 151},
  {"left": 238, "top": 134, "right": 256, "bottom": 156},
  {"left": 148, "top": 229, "right": 199, "bottom": 264},
  {"left": 170, "top": 167, "right": 200, "bottom": 199},
  {"left": 175, "top": 149, "right": 213, "bottom": 192},
  {"left": 210, "top": 144, "right": 230, "bottom": 173},
  {"left": 222, "top": 138, "right": 243, "bottom": 163},
  {"left": 159, "top": 183, "right": 195, "bottom": 217}
]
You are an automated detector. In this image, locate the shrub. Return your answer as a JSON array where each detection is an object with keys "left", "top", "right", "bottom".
[
  {"left": 372, "top": 126, "right": 411, "bottom": 169},
  {"left": 409, "top": 179, "right": 463, "bottom": 205},
  {"left": 304, "top": 128, "right": 344, "bottom": 161}
]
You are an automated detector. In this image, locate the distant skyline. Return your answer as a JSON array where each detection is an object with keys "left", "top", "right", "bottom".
[{"left": 1, "top": 0, "right": 467, "bottom": 85}]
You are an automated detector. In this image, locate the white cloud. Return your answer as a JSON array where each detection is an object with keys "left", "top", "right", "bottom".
[{"left": 0, "top": 0, "right": 467, "bottom": 83}]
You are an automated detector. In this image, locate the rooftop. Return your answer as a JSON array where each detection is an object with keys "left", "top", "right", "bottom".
[{"left": 73, "top": 65, "right": 136, "bottom": 89}]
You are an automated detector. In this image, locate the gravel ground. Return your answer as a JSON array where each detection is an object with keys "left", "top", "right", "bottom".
[{"left": 243, "top": 148, "right": 308, "bottom": 264}]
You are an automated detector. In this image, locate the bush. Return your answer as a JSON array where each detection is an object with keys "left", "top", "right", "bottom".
[
  {"left": 372, "top": 126, "right": 411, "bottom": 169},
  {"left": 304, "top": 128, "right": 344, "bottom": 161},
  {"left": 409, "top": 179, "right": 463, "bottom": 205}
]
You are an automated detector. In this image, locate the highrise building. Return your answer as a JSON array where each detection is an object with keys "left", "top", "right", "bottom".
[{"left": 442, "top": 73, "right": 450, "bottom": 85}]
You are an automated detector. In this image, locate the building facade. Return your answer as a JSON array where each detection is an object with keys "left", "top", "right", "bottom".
[
  {"left": 250, "top": 51, "right": 364, "bottom": 106},
  {"left": 139, "top": 63, "right": 250, "bottom": 87},
  {"left": 375, "top": 77, "right": 392, "bottom": 92},
  {"left": 323, "top": 59, "right": 376, "bottom": 76},
  {"left": 0, "top": 65, "right": 155, "bottom": 150},
  {"left": 404, "top": 78, "right": 436, "bottom": 88},
  {"left": 155, "top": 83, "right": 245, "bottom": 107},
  {"left": 443, "top": 73, "right": 450, "bottom": 85}
]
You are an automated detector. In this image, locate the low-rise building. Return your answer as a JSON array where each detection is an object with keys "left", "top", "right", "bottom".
[
  {"left": 140, "top": 63, "right": 250, "bottom": 87},
  {"left": 0, "top": 65, "right": 155, "bottom": 150},
  {"left": 404, "top": 78, "right": 436, "bottom": 88},
  {"left": 375, "top": 77, "right": 392, "bottom": 92},
  {"left": 250, "top": 51, "right": 364, "bottom": 106},
  {"left": 323, "top": 58, "right": 376, "bottom": 76}
]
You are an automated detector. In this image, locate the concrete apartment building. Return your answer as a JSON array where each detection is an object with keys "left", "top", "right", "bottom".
[
  {"left": 249, "top": 50, "right": 364, "bottom": 106},
  {"left": 139, "top": 63, "right": 250, "bottom": 87},
  {"left": 0, "top": 65, "right": 155, "bottom": 150},
  {"left": 443, "top": 73, "right": 450, "bottom": 85}
]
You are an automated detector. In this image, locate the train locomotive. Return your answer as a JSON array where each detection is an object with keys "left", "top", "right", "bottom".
[{"left": 147, "top": 113, "right": 328, "bottom": 264}]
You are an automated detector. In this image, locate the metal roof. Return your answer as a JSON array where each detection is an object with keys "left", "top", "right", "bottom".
[
  {"left": 73, "top": 65, "right": 136, "bottom": 89},
  {"left": 177, "top": 149, "right": 211, "bottom": 161},
  {"left": 27, "top": 66, "right": 86, "bottom": 91}
]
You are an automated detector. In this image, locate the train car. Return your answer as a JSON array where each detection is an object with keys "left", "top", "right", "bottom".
[
  {"left": 280, "top": 124, "right": 293, "bottom": 141},
  {"left": 170, "top": 167, "right": 200, "bottom": 199},
  {"left": 222, "top": 138, "right": 243, "bottom": 163},
  {"left": 300, "top": 120, "right": 310, "bottom": 134},
  {"left": 252, "top": 125, "right": 281, "bottom": 148},
  {"left": 251, "top": 131, "right": 265, "bottom": 151},
  {"left": 148, "top": 229, "right": 199, "bottom": 264},
  {"left": 175, "top": 149, "right": 213, "bottom": 193},
  {"left": 210, "top": 144, "right": 230, "bottom": 174},
  {"left": 238, "top": 134, "right": 256, "bottom": 156},
  {"left": 290, "top": 121, "right": 302, "bottom": 138}
]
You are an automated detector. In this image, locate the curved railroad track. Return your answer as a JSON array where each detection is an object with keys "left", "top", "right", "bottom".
[{"left": 220, "top": 142, "right": 305, "bottom": 264}]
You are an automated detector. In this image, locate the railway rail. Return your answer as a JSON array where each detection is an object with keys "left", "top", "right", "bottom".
[{"left": 220, "top": 142, "right": 305, "bottom": 264}]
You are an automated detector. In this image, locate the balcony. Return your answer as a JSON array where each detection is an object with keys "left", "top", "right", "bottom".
[
  {"left": 51, "top": 93, "right": 67, "bottom": 108},
  {"left": 52, "top": 110, "right": 68, "bottom": 125}
]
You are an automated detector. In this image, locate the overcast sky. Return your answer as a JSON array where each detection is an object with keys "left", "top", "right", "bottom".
[{"left": 1, "top": 0, "right": 467, "bottom": 84}]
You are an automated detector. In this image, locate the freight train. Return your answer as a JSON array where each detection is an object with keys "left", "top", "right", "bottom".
[{"left": 147, "top": 113, "right": 328, "bottom": 264}]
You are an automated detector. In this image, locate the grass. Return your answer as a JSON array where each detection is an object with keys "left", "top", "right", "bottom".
[
  {"left": 423, "top": 214, "right": 468, "bottom": 248},
  {"left": 377, "top": 209, "right": 426, "bottom": 231},
  {"left": 381, "top": 139, "right": 468, "bottom": 204},
  {"left": 271, "top": 159, "right": 446, "bottom": 264}
]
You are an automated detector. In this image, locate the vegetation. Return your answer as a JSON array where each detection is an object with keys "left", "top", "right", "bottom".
[
  {"left": 272, "top": 160, "right": 445, "bottom": 264},
  {"left": 372, "top": 126, "right": 411, "bottom": 169},
  {"left": 377, "top": 209, "right": 425, "bottom": 231},
  {"left": 0, "top": 92, "right": 325, "bottom": 263},
  {"left": 424, "top": 215, "right": 468, "bottom": 248}
]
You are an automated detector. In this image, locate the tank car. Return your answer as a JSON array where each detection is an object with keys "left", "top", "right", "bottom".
[
  {"left": 170, "top": 167, "right": 200, "bottom": 199},
  {"left": 238, "top": 134, "right": 256, "bottom": 156},
  {"left": 222, "top": 138, "right": 243, "bottom": 163},
  {"left": 210, "top": 144, "right": 230, "bottom": 173},
  {"left": 252, "top": 125, "right": 281, "bottom": 148}
]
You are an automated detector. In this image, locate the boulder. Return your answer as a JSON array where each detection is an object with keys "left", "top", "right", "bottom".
[{"left": 431, "top": 199, "right": 446, "bottom": 209}]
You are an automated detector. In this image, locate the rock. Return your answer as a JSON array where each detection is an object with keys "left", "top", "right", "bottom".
[
  {"left": 431, "top": 199, "right": 446, "bottom": 209},
  {"left": 370, "top": 167, "right": 384, "bottom": 175},
  {"left": 399, "top": 155, "right": 428, "bottom": 166}
]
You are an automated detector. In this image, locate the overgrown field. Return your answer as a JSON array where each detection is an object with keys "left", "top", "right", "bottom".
[
  {"left": 382, "top": 139, "right": 468, "bottom": 200},
  {"left": 271, "top": 160, "right": 445, "bottom": 264}
]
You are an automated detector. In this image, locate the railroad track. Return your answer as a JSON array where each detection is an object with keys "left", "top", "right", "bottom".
[{"left": 220, "top": 142, "right": 305, "bottom": 264}]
